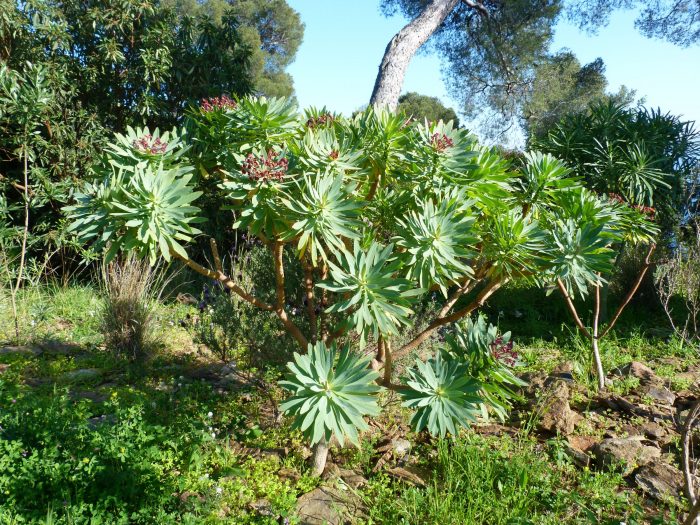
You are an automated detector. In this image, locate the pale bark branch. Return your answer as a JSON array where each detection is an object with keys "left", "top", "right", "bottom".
[
  {"left": 600, "top": 243, "right": 656, "bottom": 338},
  {"left": 393, "top": 278, "right": 504, "bottom": 359},
  {"left": 556, "top": 278, "right": 592, "bottom": 340}
]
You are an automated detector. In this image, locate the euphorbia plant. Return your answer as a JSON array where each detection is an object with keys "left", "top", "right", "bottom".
[{"left": 65, "top": 96, "right": 652, "bottom": 472}]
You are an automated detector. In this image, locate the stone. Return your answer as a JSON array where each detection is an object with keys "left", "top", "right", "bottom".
[
  {"left": 551, "top": 361, "right": 575, "bottom": 381},
  {"left": 641, "top": 421, "right": 669, "bottom": 441},
  {"left": 592, "top": 437, "right": 661, "bottom": 475},
  {"left": 634, "top": 460, "right": 683, "bottom": 501},
  {"left": 249, "top": 498, "right": 274, "bottom": 517},
  {"left": 386, "top": 466, "right": 429, "bottom": 488},
  {"left": 537, "top": 380, "right": 581, "bottom": 436},
  {"left": 61, "top": 368, "right": 102, "bottom": 383},
  {"left": 71, "top": 390, "right": 108, "bottom": 403},
  {"left": 613, "top": 362, "right": 658, "bottom": 383},
  {"left": 638, "top": 384, "right": 676, "bottom": 406},
  {"left": 322, "top": 464, "right": 367, "bottom": 488},
  {"left": 295, "top": 486, "right": 363, "bottom": 525},
  {"left": 87, "top": 414, "right": 116, "bottom": 429},
  {"left": 391, "top": 438, "right": 412, "bottom": 458},
  {"left": 0, "top": 345, "right": 41, "bottom": 356},
  {"left": 37, "top": 340, "right": 79, "bottom": 355},
  {"left": 563, "top": 443, "right": 592, "bottom": 468}
]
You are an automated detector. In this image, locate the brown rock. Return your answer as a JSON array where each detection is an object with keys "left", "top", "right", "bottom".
[
  {"left": 0, "top": 345, "right": 41, "bottom": 356},
  {"left": 638, "top": 384, "right": 676, "bottom": 406},
  {"left": 537, "top": 380, "right": 582, "bottom": 436},
  {"left": 634, "top": 460, "right": 683, "bottom": 501},
  {"left": 614, "top": 362, "right": 658, "bottom": 383},
  {"left": 296, "top": 486, "right": 363, "bottom": 525},
  {"left": 387, "top": 466, "right": 429, "bottom": 487},
  {"left": 593, "top": 437, "right": 661, "bottom": 475},
  {"left": 641, "top": 422, "right": 668, "bottom": 441}
]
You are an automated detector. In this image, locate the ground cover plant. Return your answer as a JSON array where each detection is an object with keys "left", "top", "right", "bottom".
[
  {"left": 65, "top": 95, "right": 658, "bottom": 474},
  {"left": 0, "top": 284, "right": 694, "bottom": 524}
]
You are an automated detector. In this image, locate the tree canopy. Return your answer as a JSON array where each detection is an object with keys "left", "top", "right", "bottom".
[
  {"left": 0, "top": 0, "right": 253, "bottom": 129},
  {"left": 523, "top": 52, "right": 635, "bottom": 139},
  {"left": 377, "top": 0, "right": 699, "bottom": 137},
  {"left": 397, "top": 92, "right": 460, "bottom": 126},
  {"left": 165, "top": 0, "right": 305, "bottom": 98}
]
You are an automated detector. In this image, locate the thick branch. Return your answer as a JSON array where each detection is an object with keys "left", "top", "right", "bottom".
[
  {"left": 303, "top": 258, "right": 317, "bottom": 343},
  {"left": 273, "top": 241, "right": 286, "bottom": 311},
  {"left": 172, "top": 250, "right": 273, "bottom": 311},
  {"left": 370, "top": 0, "right": 459, "bottom": 109},
  {"left": 600, "top": 243, "right": 656, "bottom": 338},
  {"left": 209, "top": 238, "right": 224, "bottom": 273},
  {"left": 272, "top": 242, "right": 309, "bottom": 350},
  {"left": 320, "top": 263, "right": 330, "bottom": 343},
  {"left": 394, "top": 278, "right": 503, "bottom": 359},
  {"left": 556, "top": 279, "right": 592, "bottom": 340}
]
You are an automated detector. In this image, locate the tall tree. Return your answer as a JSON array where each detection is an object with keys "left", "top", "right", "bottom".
[
  {"left": 1, "top": 0, "right": 253, "bottom": 129},
  {"left": 397, "top": 92, "right": 460, "bottom": 126},
  {"left": 372, "top": 0, "right": 700, "bottom": 132},
  {"left": 166, "top": 0, "right": 304, "bottom": 98},
  {"left": 523, "top": 52, "right": 635, "bottom": 139}
]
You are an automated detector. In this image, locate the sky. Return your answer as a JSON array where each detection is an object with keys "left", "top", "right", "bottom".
[{"left": 286, "top": 1, "right": 700, "bottom": 138}]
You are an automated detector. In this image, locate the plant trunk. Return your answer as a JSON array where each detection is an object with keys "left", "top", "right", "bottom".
[
  {"left": 11, "top": 147, "right": 30, "bottom": 343},
  {"left": 591, "top": 337, "right": 605, "bottom": 391},
  {"left": 370, "top": 0, "right": 459, "bottom": 110},
  {"left": 311, "top": 437, "right": 329, "bottom": 476},
  {"left": 592, "top": 281, "right": 605, "bottom": 391}
]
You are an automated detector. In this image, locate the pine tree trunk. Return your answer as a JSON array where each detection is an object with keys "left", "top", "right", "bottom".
[{"left": 370, "top": 0, "right": 459, "bottom": 110}]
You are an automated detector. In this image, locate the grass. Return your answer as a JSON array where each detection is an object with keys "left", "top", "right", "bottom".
[
  {"left": 0, "top": 282, "right": 694, "bottom": 524},
  {"left": 359, "top": 434, "right": 674, "bottom": 525}
]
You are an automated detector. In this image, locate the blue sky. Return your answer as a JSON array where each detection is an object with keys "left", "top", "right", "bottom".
[{"left": 286, "top": 1, "right": 700, "bottom": 134}]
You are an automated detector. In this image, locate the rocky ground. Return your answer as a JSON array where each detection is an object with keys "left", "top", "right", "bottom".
[{"left": 2, "top": 335, "right": 698, "bottom": 524}]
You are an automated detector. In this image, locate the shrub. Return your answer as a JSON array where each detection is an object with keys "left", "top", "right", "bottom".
[
  {"left": 66, "top": 96, "right": 654, "bottom": 472},
  {"left": 101, "top": 254, "right": 159, "bottom": 361}
]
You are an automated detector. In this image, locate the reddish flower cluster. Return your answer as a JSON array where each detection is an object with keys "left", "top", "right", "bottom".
[
  {"left": 306, "top": 113, "right": 334, "bottom": 129},
  {"left": 241, "top": 150, "right": 288, "bottom": 182},
  {"left": 490, "top": 337, "right": 518, "bottom": 367},
  {"left": 132, "top": 134, "right": 168, "bottom": 155},
  {"left": 200, "top": 95, "right": 237, "bottom": 112},
  {"left": 430, "top": 133, "right": 454, "bottom": 152},
  {"left": 329, "top": 150, "right": 339, "bottom": 160},
  {"left": 608, "top": 193, "right": 656, "bottom": 220}
]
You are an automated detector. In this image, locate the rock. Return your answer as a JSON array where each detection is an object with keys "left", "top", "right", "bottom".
[
  {"left": 295, "top": 486, "right": 363, "bottom": 525},
  {"left": 323, "top": 467, "right": 367, "bottom": 489},
  {"left": 613, "top": 362, "right": 658, "bottom": 383},
  {"left": 593, "top": 437, "right": 661, "bottom": 475},
  {"left": 0, "top": 345, "right": 41, "bottom": 356},
  {"left": 249, "top": 498, "right": 274, "bottom": 517},
  {"left": 37, "top": 340, "right": 79, "bottom": 355},
  {"left": 639, "top": 384, "right": 676, "bottom": 406},
  {"left": 87, "top": 414, "right": 116, "bottom": 429},
  {"left": 551, "top": 361, "right": 575, "bottom": 382},
  {"left": 640, "top": 422, "right": 668, "bottom": 441},
  {"left": 563, "top": 443, "right": 592, "bottom": 468},
  {"left": 71, "top": 390, "right": 108, "bottom": 403},
  {"left": 634, "top": 460, "right": 683, "bottom": 501},
  {"left": 386, "top": 466, "right": 429, "bottom": 488},
  {"left": 537, "top": 380, "right": 581, "bottom": 436},
  {"left": 260, "top": 448, "right": 287, "bottom": 462},
  {"left": 61, "top": 368, "right": 102, "bottom": 383},
  {"left": 391, "top": 438, "right": 412, "bottom": 458}
]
